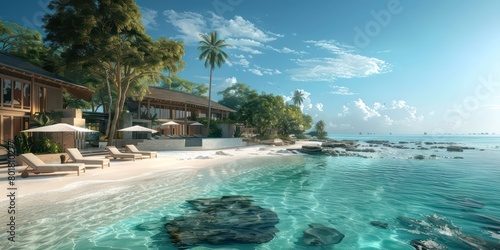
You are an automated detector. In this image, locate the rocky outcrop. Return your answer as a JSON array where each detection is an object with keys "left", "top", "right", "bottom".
[
  {"left": 447, "top": 146, "right": 463, "bottom": 152},
  {"left": 302, "top": 223, "right": 345, "bottom": 246},
  {"left": 165, "top": 196, "right": 279, "bottom": 248}
]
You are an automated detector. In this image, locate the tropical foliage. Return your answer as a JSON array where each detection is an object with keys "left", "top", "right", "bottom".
[
  {"left": 198, "top": 31, "right": 230, "bottom": 134},
  {"left": 313, "top": 120, "right": 328, "bottom": 139},
  {"left": 43, "top": 0, "right": 186, "bottom": 145},
  {"left": 292, "top": 89, "right": 306, "bottom": 107},
  {"left": 0, "top": 20, "right": 52, "bottom": 68},
  {"left": 160, "top": 76, "right": 208, "bottom": 96},
  {"left": 0, "top": 132, "right": 62, "bottom": 155},
  {"left": 237, "top": 93, "right": 312, "bottom": 138},
  {"left": 218, "top": 83, "right": 258, "bottom": 111}
]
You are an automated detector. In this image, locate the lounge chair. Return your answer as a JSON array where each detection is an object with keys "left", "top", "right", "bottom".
[
  {"left": 105, "top": 146, "right": 142, "bottom": 161},
  {"left": 124, "top": 145, "right": 158, "bottom": 158},
  {"left": 65, "top": 148, "right": 110, "bottom": 169},
  {"left": 19, "top": 153, "right": 85, "bottom": 178}
]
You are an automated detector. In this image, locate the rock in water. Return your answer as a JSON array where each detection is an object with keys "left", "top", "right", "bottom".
[
  {"left": 165, "top": 196, "right": 279, "bottom": 248},
  {"left": 370, "top": 221, "right": 389, "bottom": 229},
  {"left": 302, "top": 223, "right": 345, "bottom": 246},
  {"left": 410, "top": 239, "right": 444, "bottom": 250}
]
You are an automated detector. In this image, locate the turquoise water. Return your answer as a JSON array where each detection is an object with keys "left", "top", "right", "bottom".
[{"left": 5, "top": 135, "right": 500, "bottom": 249}]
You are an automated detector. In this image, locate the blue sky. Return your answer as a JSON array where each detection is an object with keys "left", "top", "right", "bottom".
[{"left": 2, "top": 0, "right": 500, "bottom": 134}]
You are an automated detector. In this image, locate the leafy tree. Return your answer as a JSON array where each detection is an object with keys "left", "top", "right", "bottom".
[
  {"left": 292, "top": 89, "right": 306, "bottom": 107},
  {"left": 302, "top": 114, "right": 313, "bottom": 131},
  {"left": 218, "top": 83, "right": 258, "bottom": 110},
  {"left": 160, "top": 76, "right": 208, "bottom": 96},
  {"left": 198, "top": 31, "right": 230, "bottom": 135},
  {"left": 314, "top": 120, "right": 328, "bottom": 139},
  {"left": 0, "top": 20, "right": 61, "bottom": 72},
  {"left": 238, "top": 93, "right": 286, "bottom": 137},
  {"left": 0, "top": 20, "right": 51, "bottom": 67},
  {"left": 277, "top": 104, "right": 313, "bottom": 137},
  {"left": 43, "top": 0, "right": 185, "bottom": 145}
]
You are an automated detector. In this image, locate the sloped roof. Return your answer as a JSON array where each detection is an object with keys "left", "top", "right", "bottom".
[
  {"left": 145, "top": 86, "right": 236, "bottom": 113},
  {"left": 0, "top": 52, "right": 93, "bottom": 101}
]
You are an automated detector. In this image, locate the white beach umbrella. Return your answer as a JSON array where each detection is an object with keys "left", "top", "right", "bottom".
[
  {"left": 23, "top": 123, "right": 97, "bottom": 133},
  {"left": 189, "top": 122, "right": 204, "bottom": 126},
  {"left": 161, "top": 121, "right": 180, "bottom": 126},
  {"left": 22, "top": 123, "right": 98, "bottom": 150},
  {"left": 161, "top": 121, "right": 180, "bottom": 135},
  {"left": 118, "top": 125, "right": 158, "bottom": 133}
]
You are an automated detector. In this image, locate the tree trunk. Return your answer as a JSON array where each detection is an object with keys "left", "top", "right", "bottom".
[
  {"left": 206, "top": 67, "right": 213, "bottom": 136},
  {"left": 105, "top": 70, "right": 113, "bottom": 138},
  {"left": 107, "top": 64, "right": 121, "bottom": 146}
]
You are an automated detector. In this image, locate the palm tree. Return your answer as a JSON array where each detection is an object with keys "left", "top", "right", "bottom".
[
  {"left": 292, "top": 89, "right": 305, "bottom": 107},
  {"left": 198, "top": 31, "right": 230, "bottom": 136}
]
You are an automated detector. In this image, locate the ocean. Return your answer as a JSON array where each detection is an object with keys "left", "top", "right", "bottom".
[{"left": 4, "top": 134, "right": 500, "bottom": 249}]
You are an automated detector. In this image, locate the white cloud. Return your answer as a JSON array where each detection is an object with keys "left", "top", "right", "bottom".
[
  {"left": 163, "top": 10, "right": 306, "bottom": 57},
  {"left": 215, "top": 77, "right": 238, "bottom": 92},
  {"left": 238, "top": 46, "right": 264, "bottom": 54},
  {"left": 249, "top": 69, "right": 263, "bottom": 76},
  {"left": 354, "top": 99, "right": 381, "bottom": 120},
  {"left": 315, "top": 103, "right": 324, "bottom": 112},
  {"left": 249, "top": 65, "right": 281, "bottom": 76},
  {"left": 234, "top": 59, "right": 250, "bottom": 68},
  {"left": 305, "top": 40, "right": 355, "bottom": 54},
  {"left": 290, "top": 40, "right": 391, "bottom": 82},
  {"left": 214, "top": 15, "right": 277, "bottom": 43},
  {"left": 163, "top": 10, "right": 206, "bottom": 42},
  {"left": 226, "top": 38, "right": 263, "bottom": 47},
  {"left": 330, "top": 86, "right": 355, "bottom": 95},
  {"left": 331, "top": 98, "right": 424, "bottom": 133},
  {"left": 233, "top": 54, "right": 245, "bottom": 59},
  {"left": 141, "top": 7, "right": 158, "bottom": 30}
]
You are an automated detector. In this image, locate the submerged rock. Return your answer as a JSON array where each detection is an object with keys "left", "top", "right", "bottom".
[
  {"left": 165, "top": 196, "right": 279, "bottom": 248},
  {"left": 302, "top": 223, "right": 345, "bottom": 246},
  {"left": 410, "top": 239, "right": 444, "bottom": 250},
  {"left": 425, "top": 214, "right": 460, "bottom": 232},
  {"left": 370, "top": 221, "right": 389, "bottom": 229},
  {"left": 447, "top": 146, "right": 463, "bottom": 152},
  {"left": 414, "top": 155, "right": 426, "bottom": 160},
  {"left": 457, "top": 232, "right": 500, "bottom": 249}
]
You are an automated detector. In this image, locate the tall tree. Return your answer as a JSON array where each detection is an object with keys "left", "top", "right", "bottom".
[
  {"left": 43, "top": 0, "right": 185, "bottom": 145},
  {"left": 218, "top": 83, "right": 258, "bottom": 110},
  {"left": 0, "top": 20, "right": 52, "bottom": 68},
  {"left": 198, "top": 31, "right": 230, "bottom": 136},
  {"left": 292, "top": 89, "right": 306, "bottom": 107},
  {"left": 314, "top": 120, "right": 327, "bottom": 139}
]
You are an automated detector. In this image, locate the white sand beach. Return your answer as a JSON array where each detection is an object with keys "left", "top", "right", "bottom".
[{"left": 0, "top": 142, "right": 320, "bottom": 205}]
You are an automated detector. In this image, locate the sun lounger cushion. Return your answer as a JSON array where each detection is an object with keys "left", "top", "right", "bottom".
[{"left": 66, "top": 148, "right": 110, "bottom": 168}]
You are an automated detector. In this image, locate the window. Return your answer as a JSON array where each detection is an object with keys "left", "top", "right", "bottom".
[
  {"left": 23, "top": 82, "right": 30, "bottom": 109},
  {"left": 39, "top": 86, "right": 46, "bottom": 112},
  {"left": 3, "top": 79, "right": 12, "bottom": 106},
  {"left": 13, "top": 81, "right": 22, "bottom": 108}
]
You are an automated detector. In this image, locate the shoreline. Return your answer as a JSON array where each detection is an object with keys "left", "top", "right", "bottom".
[{"left": 0, "top": 143, "right": 314, "bottom": 205}]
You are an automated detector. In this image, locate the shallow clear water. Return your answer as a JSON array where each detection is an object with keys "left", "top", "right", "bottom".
[{"left": 4, "top": 135, "right": 500, "bottom": 249}]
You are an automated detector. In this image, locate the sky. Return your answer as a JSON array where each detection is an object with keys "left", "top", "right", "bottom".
[{"left": 1, "top": 0, "right": 500, "bottom": 134}]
